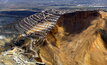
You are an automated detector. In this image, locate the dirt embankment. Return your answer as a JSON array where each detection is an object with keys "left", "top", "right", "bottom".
[
  {"left": 0, "top": 10, "right": 107, "bottom": 65},
  {"left": 40, "top": 11, "right": 107, "bottom": 65}
]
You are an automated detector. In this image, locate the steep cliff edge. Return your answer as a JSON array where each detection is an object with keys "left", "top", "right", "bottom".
[{"left": 40, "top": 11, "right": 107, "bottom": 65}]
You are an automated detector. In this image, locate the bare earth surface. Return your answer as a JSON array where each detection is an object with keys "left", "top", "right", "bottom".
[{"left": 0, "top": 10, "right": 107, "bottom": 65}]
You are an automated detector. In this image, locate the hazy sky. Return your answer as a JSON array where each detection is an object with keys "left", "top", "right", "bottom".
[
  {"left": 0, "top": 0, "right": 106, "bottom": 4},
  {"left": 0, "top": 0, "right": 107, "bottom": 8}
]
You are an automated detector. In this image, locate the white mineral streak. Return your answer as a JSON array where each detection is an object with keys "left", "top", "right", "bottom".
[{"left": 0, "top": 35, "right": 5, "bottom": 39}]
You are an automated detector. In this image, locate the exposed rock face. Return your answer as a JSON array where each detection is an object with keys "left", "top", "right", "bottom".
[
  {"left": 0, "top": 10, "right": 107, "bottom": 65},
  {"left": 39, "top": 11, "right": 107, "bottom": 65}
]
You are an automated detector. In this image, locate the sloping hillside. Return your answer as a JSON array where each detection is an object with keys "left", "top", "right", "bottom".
[
  {"left": 39, "top": 11, "right": 107, "bottom": 65},
  {"left": 0, "top": 10, "right": 107, "bottom": 65}
]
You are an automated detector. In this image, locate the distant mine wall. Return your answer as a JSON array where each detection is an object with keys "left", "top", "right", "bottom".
[{"left": 39, "top": 11, "right": 107, "bottom": 65}]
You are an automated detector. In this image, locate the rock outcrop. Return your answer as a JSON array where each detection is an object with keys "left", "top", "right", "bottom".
[
  {"left": 39, "top": 11, "right": 107, "bottom": 65},
  {"left": 0, "top": 10, "right": 107, "bottom": 65}
]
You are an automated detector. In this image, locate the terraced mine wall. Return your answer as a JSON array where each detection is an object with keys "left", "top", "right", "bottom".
[{"left": 0, "top": 10, "right": 107, "bottom": 65}]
